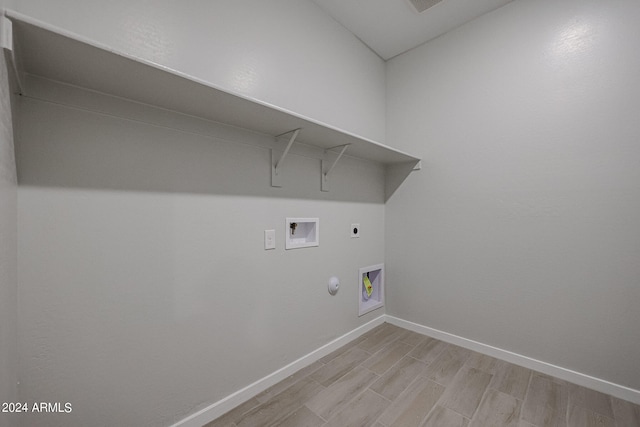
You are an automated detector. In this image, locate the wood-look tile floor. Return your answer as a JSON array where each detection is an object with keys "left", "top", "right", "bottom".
[{"left": 204, "top": 323, "right": 640, "bottom": 427}]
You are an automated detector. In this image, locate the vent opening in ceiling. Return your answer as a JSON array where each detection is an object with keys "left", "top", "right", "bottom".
[{"left": 407, "top": 0, "right": 445, "bottom": 13}]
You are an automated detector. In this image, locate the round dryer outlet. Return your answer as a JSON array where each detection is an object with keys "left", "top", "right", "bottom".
[{"left": 328, "top": 276, "right": 340, "bottom": 295}]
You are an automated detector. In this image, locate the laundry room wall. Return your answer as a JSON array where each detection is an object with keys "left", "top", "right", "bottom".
[
  {"left": 386, "top": 0, "right": 640, "bottom": 393},
  {"left": 11, "top": 1, "right": 389, "bottom": 426}
]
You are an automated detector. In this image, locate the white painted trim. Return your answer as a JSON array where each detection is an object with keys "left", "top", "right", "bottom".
[
  {"left": 385, "top": 315, "right": 640, "bottom": 405},
  {"left": 171, "top": 315, "right": 386, "bottom": 427}
]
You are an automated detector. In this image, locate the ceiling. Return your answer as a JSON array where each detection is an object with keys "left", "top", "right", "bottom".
[{"left": 311, "top": 0, "right": 514, "bottom": 60}]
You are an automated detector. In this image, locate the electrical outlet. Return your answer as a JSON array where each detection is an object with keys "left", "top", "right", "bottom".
[{"left": 265, "top": 229, "right": 276, "bottom": 250}]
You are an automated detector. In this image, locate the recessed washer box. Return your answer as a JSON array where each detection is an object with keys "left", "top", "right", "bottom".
[
  {"left": 359, "top": 264, "right": 384, "bottom": 316},
  {"left": 285, "top": 218, "right": 319, "bottom": 249}
]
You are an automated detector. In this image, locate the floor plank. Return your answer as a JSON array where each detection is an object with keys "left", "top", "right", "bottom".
[
  {"left": 256, "top": 361, "right": 324, "bottom": 404},
  {"left": 439, "top": 366, "right": 493, "bottom": 418},
  {"left": 235, "top": 377, "right": 324, "bottom": 427},
  {"left": 318, "top": 334, "right": 369, "bottom": 364},
  {"left": 398, "top": 330, "right": 429, "bottom": 347},
  {"left": 611, "top": 397, "right": 640, "bottom": 426},
  {"left": 422, "top": 344, "right": 469, "bottom": 387},
  {"left": 309, "top": 346, "right": 371, "bottom": 387},
  {"left": 357, "top": 324, "right": 404, "bottom": 354},
  {"left": 470, "top": 388, "right": 522, "bottom": 427},
  {"left": 378, "top": 377, "right": 444, "bottom": 427},
  {"left": 489, "top": 361, "right": 532, "bottom": 400},
  {"left": 305, "top": 365, "right": 378, "bottom": 421},
  {"left": 567, "top": 404, "right": 615, "bottom": 427},
  {"left": 521, "top": 374, "right": 568, "bottom": 427},
  {"left": 277, "top": 406, "right": 324, "bottom": 427},
  {"left": 407, "top": 337, "right": 449, "bottom": 364},
  {"left": 422, "top": 405, "right": 470, "bottom": 427},
  {"left": 567, "top": 383, "right": 614, "bottom": 419},
  {"left": 322, "top": 389, "right": 390, "bottom": 427},
  {"left": 465, "top": 352, "right": 501, "bottom": 375},
  {"left": 369, "top": 355, "right": 427, "bottom": 401},
  {"left": 363, "top": 341, "right": 413, "bottom": 375}
]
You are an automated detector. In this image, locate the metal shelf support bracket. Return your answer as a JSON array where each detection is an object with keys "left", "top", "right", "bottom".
[
  {"left": 1, "top": 15, "right": 24, "bottom": 94},
  {"left": 321, "top": 144, "right": 350, "bottom": 192},
  {"left": 271, "top": 128, "right": 300, "bottom": 187}
]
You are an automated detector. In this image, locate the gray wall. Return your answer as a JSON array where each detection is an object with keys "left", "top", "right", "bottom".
[
  {"left": 386, "top": 0, "right": 640, "bottom": 391},
  {"left": 0, "top": 38, "right": 19, "bottom": 427},
  {"left": 10, "top": 1, "right": 388, "bottom": 426},
  {"left": 16, "top": 72, "right": 385, "bottom": 427},
  {"left": 10, "top": 0, "right": 640, "bottom": 425}
]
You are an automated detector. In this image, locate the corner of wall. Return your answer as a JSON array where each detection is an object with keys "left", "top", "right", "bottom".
[{"left": 0, "top": 47, "right": 19, "bottom": 427}]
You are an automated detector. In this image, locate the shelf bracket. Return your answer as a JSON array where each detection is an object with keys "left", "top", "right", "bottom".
[
  {"left": 321, "top": 144, "right": 350, "bottom": 192},
  {"left": 271, "top": 128, "right": 300, "bottom": 187},
  {"left": 1, "top": 16, "right": 24, "bottom": 95}
]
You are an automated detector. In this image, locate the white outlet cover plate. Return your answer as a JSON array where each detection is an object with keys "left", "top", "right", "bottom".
[{"left": 265, "top": 229, "right": 276, "bottom": 250}]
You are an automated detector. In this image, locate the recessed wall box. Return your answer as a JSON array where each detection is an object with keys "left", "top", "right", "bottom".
[
  {"left": 285, "top": 218, "right": 319, "bottom": 249},
  {"left": 358, "top": 264, "right": 384, "bottom": 316}
]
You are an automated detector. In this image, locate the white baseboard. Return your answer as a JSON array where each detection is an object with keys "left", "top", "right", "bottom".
[
  {"left": 385, "top": 315, "right": 640, "bottom": 405},
  {"left": 174, "top": 313, "right": 640, "bottom": 427},
  {"left": 171, "top": 315, "right": 386, "bottom": 427}
]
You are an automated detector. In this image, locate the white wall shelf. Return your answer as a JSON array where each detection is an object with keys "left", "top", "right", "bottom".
[
  {"left": 3, "top": 10, "right": 420, "bottom": 199},
  {"left": 2, "top": 10, "right": 420, "bottom": 200}
]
